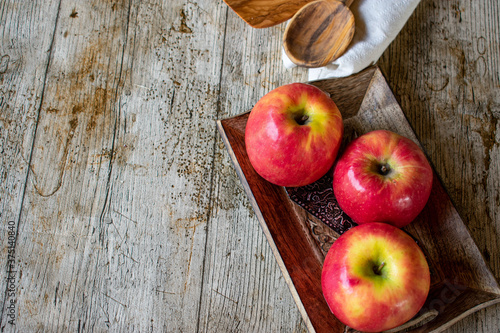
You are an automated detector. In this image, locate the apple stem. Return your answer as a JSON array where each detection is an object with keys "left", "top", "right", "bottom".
[
  {"left": 373, "top": 262, "right": 385, "bottom": 275},
  {"left": 378, "top": 164, "right": 390, "bottom": 176},
  {"left": 294, "top": 114, "right": 309, "bottom": 125}
]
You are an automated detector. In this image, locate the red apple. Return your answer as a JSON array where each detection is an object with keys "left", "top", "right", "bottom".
[
  {"left": 333, "top": 130, "right": 433, "bottom": 228},
  {"left": 322, "top": 222, "right": 430, "bottom": 332},
  {"left": 245, "top": 83, "right": 343, "bottom": 187}
]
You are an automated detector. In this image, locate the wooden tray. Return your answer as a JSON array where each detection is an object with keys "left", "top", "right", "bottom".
[{"left": 216, "top": 66, "right": 500, "bottom": 332}]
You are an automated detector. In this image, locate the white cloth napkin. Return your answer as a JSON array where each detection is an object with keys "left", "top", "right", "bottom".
[{"left": 283, "top": 0, "right": 421, "bottom": 80}]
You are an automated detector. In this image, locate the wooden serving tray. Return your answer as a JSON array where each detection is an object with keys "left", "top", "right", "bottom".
[{"left": 216, "top": 67, "right": 500, "bottom": 332}]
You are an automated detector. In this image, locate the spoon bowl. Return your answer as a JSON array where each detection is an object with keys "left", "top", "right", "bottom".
[{"left": 284, "top": 0, "right": 355, "bottom": 68}]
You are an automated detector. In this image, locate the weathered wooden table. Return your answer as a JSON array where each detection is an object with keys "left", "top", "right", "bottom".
[{"left": 1, "top": 0, "right": 499, "bottom": 332}]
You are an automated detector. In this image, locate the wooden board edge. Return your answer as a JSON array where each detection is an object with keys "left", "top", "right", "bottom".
[{"left": 216, "top": 120, "right": 317, "bottom": 333}]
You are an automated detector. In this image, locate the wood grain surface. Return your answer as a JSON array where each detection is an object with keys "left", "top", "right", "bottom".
[{"left": 0, "top": 0, "right": 499, "bottom": 332}]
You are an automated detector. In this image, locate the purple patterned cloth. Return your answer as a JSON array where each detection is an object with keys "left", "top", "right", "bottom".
[{"left": 286, "top": 172, "right": 356, "bottom": 235}]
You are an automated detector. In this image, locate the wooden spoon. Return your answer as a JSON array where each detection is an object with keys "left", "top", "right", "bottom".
[
  {"left": 283, "top": 0, "right": 355, "bottom": 68},
  {"left": 223, "top": 0, "right": 316, "bottom": 28}
]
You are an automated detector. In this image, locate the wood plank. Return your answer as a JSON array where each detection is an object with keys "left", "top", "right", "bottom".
[
  {"left": 196, "top": 10, "right": 311, "bottom": 331},
  {"left": 0, "top": 1, "right": 60, "bottom": 328},
  {"left": 378, "top": 0, "right": 500, "bottom": 331},
  {"left": 10, "top": 0, "right": 131, "bottom": 330},
  {"left": 7, "top": 0, "right": 227, "bottom": 330}
]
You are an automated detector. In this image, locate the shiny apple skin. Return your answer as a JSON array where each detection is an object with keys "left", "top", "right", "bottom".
[
  {"left": 322, "top": 222, "right": 431, "bottom": 332},
  {"left": 245, "top": 83, "right": 343, "bottom": 187},
  {"left": 333, "top": 130, "right": 433, "bottom": 228}
]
